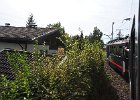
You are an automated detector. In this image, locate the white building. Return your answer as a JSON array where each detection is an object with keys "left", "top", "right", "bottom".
[{"left": 0, "top": 25, "right": 64, "bottom": 54}]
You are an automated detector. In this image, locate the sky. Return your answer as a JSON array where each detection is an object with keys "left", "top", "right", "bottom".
[{"left": 0, "top": 0, "right": 133, "bottom": 43}]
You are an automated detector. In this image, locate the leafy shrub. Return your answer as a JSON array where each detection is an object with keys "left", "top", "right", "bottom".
[
  {"left": 0, "top": 52, "right": 32, "bottom": 100},
  {"left": 0, "top": 39, "right": 109, "bottom": 100}
]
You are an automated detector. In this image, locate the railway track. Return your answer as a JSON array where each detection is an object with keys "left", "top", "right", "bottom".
[{"left": 104, "top": 61, "right": 130, "bottom": 100}]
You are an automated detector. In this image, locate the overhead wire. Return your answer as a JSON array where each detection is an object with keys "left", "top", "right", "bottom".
[
  {"left": 129, "top": 0, "right": 133, "bottom": 16},
  {"left": 115, "top": 0, "right": 133, "bottom": 36}
]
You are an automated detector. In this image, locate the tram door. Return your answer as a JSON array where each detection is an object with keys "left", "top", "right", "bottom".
[{"left": 129, "top": 16, "right": 136, "bottom": 100}]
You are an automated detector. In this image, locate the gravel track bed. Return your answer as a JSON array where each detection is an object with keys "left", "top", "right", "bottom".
[{"left": 104, "top": 61, "right": 130, "bottom": 100}]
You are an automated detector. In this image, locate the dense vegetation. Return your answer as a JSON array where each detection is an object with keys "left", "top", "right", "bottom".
[
  {"left": 0, "top": 22, "right": 114, "bottom": 99},
  {"left": 0, "top": 35, "right": 112, "bottom": 100}
]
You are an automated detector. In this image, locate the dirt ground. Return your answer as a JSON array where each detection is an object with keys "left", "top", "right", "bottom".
[{"left": 104, "top": 61, "right": 130, "bottom": 100}]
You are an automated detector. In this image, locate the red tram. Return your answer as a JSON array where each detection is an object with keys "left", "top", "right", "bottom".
[{"left": 106, "top": 37, "right": 129, "bottom": 77}]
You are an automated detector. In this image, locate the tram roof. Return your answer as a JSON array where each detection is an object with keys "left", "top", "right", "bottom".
[{"left": 107, "top": 37, "right": 129, "bottom": 46}]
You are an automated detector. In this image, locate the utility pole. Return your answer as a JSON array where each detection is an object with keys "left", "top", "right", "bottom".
[
  {"left": 111, "top": 22, "right": 114, "bottom": 40},
  {"left": 117, "top": 30, "right": 121, "bottom": 38}
]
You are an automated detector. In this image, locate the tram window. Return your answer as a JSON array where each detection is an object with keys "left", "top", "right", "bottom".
[
  {"left": 114, "top": 46, "right": 116, "bottom": 53},
  {"left": 112, "top": 46, "right": 114, "bottom": 53},
  {"left": 112, "top": 46, "right": 115, "bottom": 53},
  {"left": 110, "top": 46, "right": 112, "bottom": 53},
  {"left": 116, "top": 46, "right": 119, "bottom": 55},
  {"left": 112, "top": 46, "right": 117, "bottom": 54},
  {"left": 116, "top": 46, "right": 117, "bottom": 54},
  {"left": 109, "top": 46, "right": 110, "bottom": 52},
  {"left": 117, "top": 46, "right": 123, "bottom": 56}
]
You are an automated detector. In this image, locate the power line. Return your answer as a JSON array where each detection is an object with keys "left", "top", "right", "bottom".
[
  {"left": 117, "top": 21, "right": 127, "bottom": 30},
  {"left": 129, "top": 0, "right": 134, "bottom": 16}
]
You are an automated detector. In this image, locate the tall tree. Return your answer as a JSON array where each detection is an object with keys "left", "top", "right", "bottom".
[
  {"left": 47, "top": 22, "right": 66, "bottom": 48},
  {"left": 26, "top": 14, "right": 37, "bottom": 28},
  {"left": 47, "top": 22, "right": 65, "bottom": 35},
  {"left": 88, "top": 27, "right": 104, "bottom": 47},
  {"left": 88, "top": 27, "right": 103, "bottom": 42}
]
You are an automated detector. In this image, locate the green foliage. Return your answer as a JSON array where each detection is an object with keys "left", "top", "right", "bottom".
[
  {"left": 0, "top": 52, "right": 32, "bottom": 100},
  {"left": 0, "top": 37, "right": 109, "bottom": 99},
  {"left": 47, "top": 22, "right": 66, "bottom": 48},
  {"left": 58, "top": 40, "right": 106, "bottom": 99},
  {"left": 47, "top": 22, "right": 65, "bottom": 35},
  {"left": 88, "top": 27, "right": 103, "bottom": 42},
  {"left": 86, "top": 27, "right": 104, "bottom": 48}
]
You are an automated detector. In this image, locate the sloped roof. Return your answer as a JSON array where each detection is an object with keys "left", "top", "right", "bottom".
[
  {"left": 0, "top": 26, "right": 58, "bottom": 43},
  {"left": 107, "top": 36, "right": 129, "bottom": 46}
]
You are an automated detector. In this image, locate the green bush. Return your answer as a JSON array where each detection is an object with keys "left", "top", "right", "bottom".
[{"left": 0, "top": 39, "right": 109, "bottom": 100}]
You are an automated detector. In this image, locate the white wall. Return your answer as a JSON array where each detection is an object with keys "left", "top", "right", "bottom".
[
  {"left": 49, "top": 50, "right": 57, "bottom": 54},
  {"left": 0, "top": 42, "right": 57, "bottom": 55},
  {"left": 0, "top": 42, "right": 25, "bottom": 51},
  {"left": 27, "top": 44, "right": 56, "bottom": 54},
  {"left": 27, "top": 44, "right": 49, "bottom": 52}
]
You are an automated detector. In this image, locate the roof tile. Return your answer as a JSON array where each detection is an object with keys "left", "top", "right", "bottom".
[{"left": 0, "top": 26, "right": 57, "bottom": 42}]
